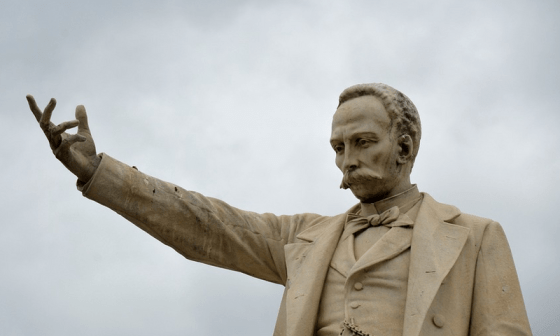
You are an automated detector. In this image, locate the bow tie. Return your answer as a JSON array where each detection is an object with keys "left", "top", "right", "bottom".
[{"left": 341, "top": 206, "right": 414, "bottom": 241}]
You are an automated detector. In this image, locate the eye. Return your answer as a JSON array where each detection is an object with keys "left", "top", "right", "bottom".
[
  {"left": 357, "top": 138, "right": 370, "bottom": 147},
  {"left": 333, "top": 144, "right": 344, "bottom": 154}
]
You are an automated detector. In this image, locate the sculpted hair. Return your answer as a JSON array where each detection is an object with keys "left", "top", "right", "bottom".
[{"left": 338, "top": 83, "right": 422, "bottom": 167}]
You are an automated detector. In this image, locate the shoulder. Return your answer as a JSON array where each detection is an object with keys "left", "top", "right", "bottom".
[
  {"left": 453, "top": 212, "right": 495, "bottom": 231},
  {"left": 422, "top": 192, "right": 503, "bottom": 243},
  {"left": 286, "top": 204, "right": 360, "bottom": 243}
]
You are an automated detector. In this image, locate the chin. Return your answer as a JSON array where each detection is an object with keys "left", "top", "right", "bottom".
[
  {"left": 350, "top": 183, "right": 391, "bottom": 203},
  {"left": 349, "top": 185, "right": 386, "bottom": 203}
]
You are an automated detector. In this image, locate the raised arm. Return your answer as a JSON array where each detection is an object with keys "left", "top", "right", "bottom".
[
  {"left": 26, "top": 95, "right": 100, "bottom": 183},
  {"left": 25, "top": 95, "right": 324, "bottom": 285}
]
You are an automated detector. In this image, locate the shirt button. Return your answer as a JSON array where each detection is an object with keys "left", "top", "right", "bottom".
[
  {"left": 350, "top": 302, "right": 360, "bottom": 309},
  {"left": 354, "top": 282, "right": 364, "bottom": 291},
  {"left": 432, "top": 314, "right": 445, "bottom": 328}
]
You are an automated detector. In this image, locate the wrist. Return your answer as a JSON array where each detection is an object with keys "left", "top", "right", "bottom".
[
  {"left": 78, "top": 154, "right": 101, "bottom": 184},
  {"left": 77, "top": 154, "right": 102, "bottom": 192}
]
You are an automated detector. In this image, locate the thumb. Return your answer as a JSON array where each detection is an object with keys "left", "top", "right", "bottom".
[{"left": 75, "top": 105, "right": 91, "bottom": 134}]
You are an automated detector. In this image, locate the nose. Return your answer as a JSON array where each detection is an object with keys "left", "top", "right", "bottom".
[{"left": 342, "top": 147, "right": 359, "bottom": 172}]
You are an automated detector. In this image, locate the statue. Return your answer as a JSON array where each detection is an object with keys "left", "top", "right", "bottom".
[{"left": 27, "top": 83, "right": 532, "bottom": 336}]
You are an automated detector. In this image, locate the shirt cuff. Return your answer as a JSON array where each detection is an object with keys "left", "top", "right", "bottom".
[{"left": 76, "top": 153, "right": 105, "bottom": 193}]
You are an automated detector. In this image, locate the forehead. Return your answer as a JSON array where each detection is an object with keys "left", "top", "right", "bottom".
[{"left": 331, "top": 95, "right": 391, "bottom": 138}]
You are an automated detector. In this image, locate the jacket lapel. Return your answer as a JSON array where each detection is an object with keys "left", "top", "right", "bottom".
[
  {"left": 283, "top": 206, "right": 358, "bottom": 336},
  {"left": 349, "top": 227, "right": 413, "bottom": 275},
  {"left": 403, "top": 193, "right": 470, "bottom": 336}
]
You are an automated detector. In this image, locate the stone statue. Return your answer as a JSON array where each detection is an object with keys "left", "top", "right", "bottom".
[{"left": 27, "top": 83, "right": 532, "bottom": 336}]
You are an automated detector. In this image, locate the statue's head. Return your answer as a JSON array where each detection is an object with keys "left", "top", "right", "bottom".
[{"left": 330, "top": 83, "right": 421, "bottom": 203}]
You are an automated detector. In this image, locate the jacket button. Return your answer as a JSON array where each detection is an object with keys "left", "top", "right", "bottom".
[
  {"left": 432, "top": 314, "right": 445, "bottom": 328},
  {"left": 350, "top": 302, "right": 360, "bottom": 309},
  {"left": 354, "top": 282, "right": 363, "bottom": 291}
]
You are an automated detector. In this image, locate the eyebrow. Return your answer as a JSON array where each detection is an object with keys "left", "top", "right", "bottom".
[
  {"left": 352, "top": 131, "right": 379, "bottom": 139},
  {"left": 330, "top": 131, "right": 379, "bottom": 144}
]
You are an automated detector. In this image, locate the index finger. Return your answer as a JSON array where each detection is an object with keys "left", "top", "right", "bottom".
[
  {"left": 26, "top": 95, "right": 42, "bottom": 122},
  {"left": 40, "top": 98, "right": 57, "bottom": 128}
]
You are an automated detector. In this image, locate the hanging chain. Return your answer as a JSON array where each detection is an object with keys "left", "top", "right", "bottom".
[{"left": 339, "top": 320, "right": 371, "bottom": 336}]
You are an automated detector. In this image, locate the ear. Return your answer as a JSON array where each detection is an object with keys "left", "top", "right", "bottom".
[{"left": 396, "top": 134, "right": 413, "bottom": 165}]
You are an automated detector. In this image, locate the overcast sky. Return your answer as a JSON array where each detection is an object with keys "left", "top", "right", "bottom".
[{"left": 2, "top": 0, "right": 559, "bottom": 335}]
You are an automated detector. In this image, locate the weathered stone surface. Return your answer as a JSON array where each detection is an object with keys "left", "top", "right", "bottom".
[{"left": 27, "top": 83, "right": 532, "bottom": 336}]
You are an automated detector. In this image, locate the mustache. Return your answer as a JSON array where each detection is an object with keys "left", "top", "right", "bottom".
[{"left": 340, "top": 169, "right": 382, "bottom": 189}]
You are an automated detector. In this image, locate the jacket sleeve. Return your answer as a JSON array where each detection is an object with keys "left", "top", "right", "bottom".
[
  {"left": 80, "top": 153, "right": 324, "bottom": 286},
  {"left": 469, "top": 221, "right": 532, "bottom": 336}
]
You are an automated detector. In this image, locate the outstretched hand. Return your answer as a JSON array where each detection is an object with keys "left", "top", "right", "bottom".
[{"left": 26, "top": 95, "right": 101, "bottom": 183}]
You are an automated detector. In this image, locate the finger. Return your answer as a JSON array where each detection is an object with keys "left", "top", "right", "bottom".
[
  {"left": 75, "top": 105, "right": 91, "bottom": 134},
  {"left": 26, "top": 95, "right": 43, "bottom": 122},
  {"left": 53, "top": 134, "right": 86, "bottom": 158},
  {"left": 51, "top": 120, "right": 80, "bottom": 136},
  {"left": 62, "top": 134, "right": 87, "bottom": 147},
  {"left": 40, "top": 98, "right": 57, "bottom": 128}
]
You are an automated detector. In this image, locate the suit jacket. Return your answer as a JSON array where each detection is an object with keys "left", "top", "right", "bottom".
[{"left": 82, "top": 154, "right": 532, "bottom": 336}]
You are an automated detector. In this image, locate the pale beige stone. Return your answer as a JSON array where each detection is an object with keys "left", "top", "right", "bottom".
[{"left": 26, "top": 83, "right": 532, "bottom": 336}]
